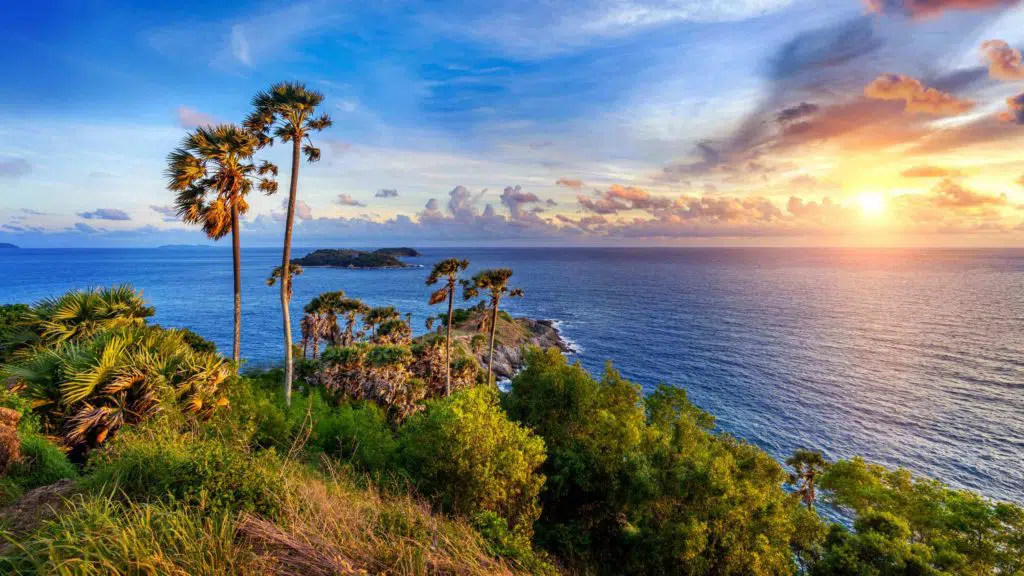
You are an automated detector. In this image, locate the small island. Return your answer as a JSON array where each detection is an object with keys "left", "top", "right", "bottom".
[
  {"left": 0, "top": 243, "right": 19, "bottom": 250},
  {"left": 373, "top": 247, "right": 421, "bottom": 257},
  {"left": 291, "top": 248, "right": 415, "bottom": 269}
]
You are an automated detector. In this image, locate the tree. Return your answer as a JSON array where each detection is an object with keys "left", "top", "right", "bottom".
[
  {"left": 266, "top": 263, "right": 303, "bottom": 302},
  {"left": 786, "top": 449, "right": 829, "bottom": 509},
  {"left": 166, "top": 124, "right": 277, "bottom": 366},
  {"left": 462, "top": 268, "right": 522, "bottom": 385},
  {"left": 426, "top": 258, "right": 469, "bottom": 395},
  {"left": 337, "top": 298, "right": 368, "bottom": 346},
  {"left": 363, "top": 306, "right": 399, "bottom": 340},
  {"left": 424, "top": 316, "right": 435, "bottom": 332},
  {"left": 245, "top": 82, "right": 332, "bottom": 405}
]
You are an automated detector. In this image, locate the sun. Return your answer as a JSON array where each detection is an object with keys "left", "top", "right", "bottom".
[{"left": 857, "top": 193, "right": 887, "bottom": 219}]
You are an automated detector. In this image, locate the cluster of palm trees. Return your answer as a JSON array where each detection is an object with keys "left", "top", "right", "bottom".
[
  {"left": 166, "top": 82, "right": 331, "bottom": 405},
  {"left": 166, "top": 82, "right": 525, "bottom": 404}
]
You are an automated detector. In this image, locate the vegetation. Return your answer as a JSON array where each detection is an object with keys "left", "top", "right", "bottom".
[
  {"left": 292, "top": 248, "right": 412, "bottom": 269},
  {"left": 373, "top": 247, "right": 422, "bottom": 257},
  {"left": 244, "top": 81, "right": 332, "bottom": 407},
  {"left": 426, "top": 257, "right": 469, "bottom": 395},
  {"left": 461, "top": 268, "right": 523, "bottom": 384},
  {"left": 166, "top": 124, "right": 278, "bottom": 365}
]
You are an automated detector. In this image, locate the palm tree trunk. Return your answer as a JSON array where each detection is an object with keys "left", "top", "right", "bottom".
[
  {"left": 445, "top": 283, "right": 454, "bottom": 396},
  {"left": 281, "top": 137, "right": 302, "bottom": 406},
  {"left": 231, "top": 204, "right": 242, "bottom": 366},
  {"left": 487, "top": 298, "right": 499, "bottom": 387}
]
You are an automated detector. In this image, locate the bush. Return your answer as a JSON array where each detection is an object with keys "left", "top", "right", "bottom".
[
  {"left": 310, "top": 401, "right": 397, "bottom": 472},
  {"left": 0, "top": 303, "right": 29, "bottom": 363},
  {"left": 5, "top": 433, "right": 78, "bottom": 489},
  {"left": 398, "top": 386, "right": 546, "bottom": 538},
  {"left": 84, "top": 426, "right": 284, "bottom": 519}
]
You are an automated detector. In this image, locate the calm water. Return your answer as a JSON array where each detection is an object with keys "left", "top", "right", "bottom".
[{"left": 1, "top": 247, "right": 1022, "bottom": 503}]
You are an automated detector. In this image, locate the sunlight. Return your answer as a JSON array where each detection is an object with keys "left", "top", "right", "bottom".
[{"left": 857, "top": 193, "right": 887, "bottom": 219}]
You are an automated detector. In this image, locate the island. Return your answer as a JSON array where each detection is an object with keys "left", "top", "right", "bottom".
[
  {"left": 291, "top": 248, "right": 415, "bottom": 269},
  {"left": 0, "top": 243, "right": 19, "bottom": 250},
  {"left": 372, "top": 247, "right": 421, "bottom": 257}
]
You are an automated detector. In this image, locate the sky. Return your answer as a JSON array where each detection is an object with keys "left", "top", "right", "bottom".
[{"left": 1, "top": 0, "right": 1023, "bottom": 247}]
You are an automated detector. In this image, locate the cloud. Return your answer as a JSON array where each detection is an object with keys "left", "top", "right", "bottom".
[
  {"left": 0, "top": 157, "right": 31, "bottom": 178},
  {"left": 901, "top": 165, "right": 960, "bottom": 178},
  {"left": 375, "top": 188, "right": 399, "bottom": 198},
  {"left": 74, "top": 222, "right": 99, "bottom": 234},
  {"left": 176, "top": 106, "right": 217, "bottom": 129},
  {"left": 499, "top": 185, "right": 545, "bottom": 221},
  {"left": 578, "top": 185, "right": 675, "bottom": 215},
  {"left": 929, "top": 178, "right": 1008, "bottom": 208},
  {"left": 281, "top": 199, "right": 313, "bottom": 220},
  {"left": 864, "top": 0, "right": 1019, "bottom": 17},
  {"left": 998, "top": 92, "right": 1024, "bottom": 124},
  {"left": 150, "top": 205, "right": 179, "bottom": 222},
  {"left": 555, "top": 178, "right": 584, "bottom": 189},
  {"left": 337, "top": 193, "right": 366, "bottom": 207},
  {"left": 864, "top": 74, "right": 974, "bottom": 115},
  {"left": 78, "top": 208, "right": 132, "bottom": 221},
  {"left": 21, "top": 208, "right": 48, "bottom": 216},
  {"left": 776, "top": 102, "right": 820, "bottom": 123},
  {"left": 981, "top": 40, "right": 1024, "bottom": 81},
  {"left": 230, "top": 24, "right": 251, "bottom": 65},
  {"left": 1018, "top": 173, "right": 1024, "bottom": 187}
]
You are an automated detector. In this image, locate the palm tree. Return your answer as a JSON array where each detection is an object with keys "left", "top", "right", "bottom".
[
  {"left": 266, "top": 264, "right": 304, "bottom": 301},
  {"left": 363, "top": 306, "right": 399, "bottom": 340},
  {"left": 462, "top": 268, "right": 523, "bottom": 386},
  {"left": 424, "top": 316, "right": 435, "bottom": 332},
  {"left": 426, "top": 258, "right": 469, "bottom": 395},
  {"left": 245, "top": 82, "right": 332, "bottom": 406},
  {"left": 167, "top": 124, "right": 277, "bottom": 366},
  {"left": 786, "top": 449, "right": 829, "bottom": 509},
  {"left": 314, "top": 291, "right": 347, "bottom": 347},
  {"left": 337, "top": 297, "right": 368, "bottom": 346}
]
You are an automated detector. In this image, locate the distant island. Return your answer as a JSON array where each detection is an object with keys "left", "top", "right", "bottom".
[
  {"left": 291, "top": 248, "right": 417, "bottom": 268},
  {"left": 0, "top": 243, "right": 19, "bottom": 250},
  {"left": 372, "top": 247, "right": 421, "bottom": 257}
]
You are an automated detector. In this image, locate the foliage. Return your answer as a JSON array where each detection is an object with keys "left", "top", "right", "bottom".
[
  {"left": 291, "top": 248, "right": 407, "bottom": 268},
  {"left": 819, "top": 457, "right": 1024, "bottom": 575},
  {"left": 786, "top": 448, "right": 829, "bottom": 508},
  {"left": 3, "top": 324, "right": 229, "bottom": 449},
  {"left": 0, "top": 303, "right": 29, "bottom": 362},
  {"left": 398, "top": 386, "right": 547, "bottom": 539},
  {"left": 505, "top": 347, "right": 812, "bottom": 575},
  {"left": 177, "top": 326, "right": 219, "bottom": 355},
  {"left": 4, "top": 433, "right": 78, "bottom": 489},
  {"left": 84, "top": 424, "right": 284, "bottom": 518}
]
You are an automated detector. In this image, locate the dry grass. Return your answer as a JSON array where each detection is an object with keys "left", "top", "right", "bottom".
[{"left": 242, "top": 459, "right": 527, "bottom": 576}]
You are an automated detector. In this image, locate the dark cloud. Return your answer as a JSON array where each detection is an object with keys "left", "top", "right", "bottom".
[
  {"left": 776, "top": 102, "right": 820, "bottom": 123},
  {"left": 0, "top": 157, "right": 31, "bottom": 178},
  {"left": 901, "top": 165, "right": 959, "bottom": 178},
  {"left": 336, "top": 193, "right": 366, "bottom": 207},
  {"left": 864, "top": 74, "right": 974, "bottom": 115},
  {"left": 78, "top": 208, "right": 132, "bottom": 221},
  {"left": 175, "top": 106, "right": 217, "bottom": 129},
  {"left": 769, "top": 17, "right": 882, "bottom": 83},
  {"left": 864, "top": 0, "right": 1019, "bottom": 18},
  {"left": 999, "top": 92, "right": 1024, "bottom": 124},
  {"left": 74, "top": 222, "right": 99, "bottom": 234},
  {"left": 499, "top": 185, "right": 544, "bottom": 221},
  {"left": 375, "top": 188, "right": 399, "bottom": 198},
  {"left": 555, "top": 178, "right": 583, "bottom": 189}
]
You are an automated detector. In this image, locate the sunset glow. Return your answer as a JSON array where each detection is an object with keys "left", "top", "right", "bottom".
[{"left": 858, "top": 193, "right": 887, "bottom": 219}]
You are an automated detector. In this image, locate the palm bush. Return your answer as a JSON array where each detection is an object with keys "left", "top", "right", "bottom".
[{"left": 2, "top": 325, "right": 229, "bottom": 449}]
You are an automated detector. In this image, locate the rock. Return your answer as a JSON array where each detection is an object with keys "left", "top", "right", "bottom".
[
  {"left": 0, "top": 407, "right": 21, "bottom": 475},
  {"left": 0, "top": 479, "right": 76, "bottom": 539}
]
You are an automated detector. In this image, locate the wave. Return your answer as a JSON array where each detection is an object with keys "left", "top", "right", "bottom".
[{"left": 548, "top": 319, "right": 583, "bottom": 354}]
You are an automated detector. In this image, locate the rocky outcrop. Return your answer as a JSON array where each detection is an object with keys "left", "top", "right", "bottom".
[
  {"left": 0, "top": 407, "right": 21, "bottom": 474},
  {"left": 478, "top": 319, "right": 571, "bottom": 379},
  {"left": 0, "top": 479, "right": 76, "bottom": 539}
]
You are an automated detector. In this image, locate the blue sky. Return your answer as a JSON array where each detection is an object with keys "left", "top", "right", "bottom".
[{"left": 2, "top": 0, "right": 1023, "bottom": 247}]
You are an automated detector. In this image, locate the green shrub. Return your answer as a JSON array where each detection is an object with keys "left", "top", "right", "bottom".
[
  {"left": 177, "top": 327, "right": 219, "bottom": 354},
  {"left": 0, "top": 303, "right": 29, "bottom": 363},
  {"left": 4, "top": 433, "right": 78, "bottom": 489},
  {"left": 84, "top": 427, "right": 284, "bottom": 519},
  {"left": 310, "top": 401, "right": 397, "bottom": 472},
  {"left": 398, "top": 386, "right": 546, "bottom": 538}
]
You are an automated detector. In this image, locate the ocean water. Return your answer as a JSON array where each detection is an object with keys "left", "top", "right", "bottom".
[{"left": 1, "top": 247, "right": 1022, "bottom": 504}]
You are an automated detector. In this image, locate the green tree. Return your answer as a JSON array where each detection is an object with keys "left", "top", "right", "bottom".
[
  {"left": 166, "top": 124, "right": 277, "bottom": 365},
  {"left": 461, "top": 268, "right": 522, "bottom": 385},
  {"left": 426, "top": 258, "right": 470, "bottom": 395},
  {"left": 336, "top": 297, "right": 368, "bottom": 346},
  {"left": 786, "top": 448, "right": 829, "bottom": 509},
  {"left": 363, "top": 306, "right": 399, "bottom": 340},
  {"left": 245, "top": 82, "right": 332, "bottom": 406}
]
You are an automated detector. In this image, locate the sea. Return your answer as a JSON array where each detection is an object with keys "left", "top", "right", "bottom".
[{"left": 1, "top": 246, "right": 1022, "bottom": 504}]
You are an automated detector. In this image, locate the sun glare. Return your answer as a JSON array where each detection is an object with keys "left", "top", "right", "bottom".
[{"left": 858, "top": 193, "right": 887, "bottom": 219}]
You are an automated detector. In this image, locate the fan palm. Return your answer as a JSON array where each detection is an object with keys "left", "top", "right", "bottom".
[
  {"left": 166, "top": 124, "right": 277, "bottom": 366},
  {"left": 266, "top": 263, "right": 304, "bottom": 301},
  {"left": 337, "top": 298, "right": 368, "bottom": 346},
  {"left": 462, "top": 268, "right": 523, "bottom": 386},
  {"left": 245, "top": 82, "right": 333, "bottom": 406},
  {"left": 363, "top": 306, "right": 400, "bottom": 340},
  {"left": 426, "top": 258, "right": 469, "bottom": 395},
  {"left": 786, "top": 449, "right": 829, "bottom": 508}
]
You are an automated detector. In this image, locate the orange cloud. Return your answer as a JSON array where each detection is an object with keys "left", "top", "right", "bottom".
[
  {"left": 998, "top": 92, "right": 1024, "bottom": 124},
  {"left": 981, "top": 40, "right": 1024, "bottom": 81},
  {"left": 865, "top": 0, "right": 1019, "bottom": 17},
  {"left": 555, "top": 178, "right": 583, "bottom": 189},
  {"left": 864, "top": 74, "right": 974, "bottom": 116},
  {"left": 901, "top": 165, "right": 960, "bottom": 178}
]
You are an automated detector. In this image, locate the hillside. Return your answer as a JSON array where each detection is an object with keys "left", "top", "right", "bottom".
[
  {"left": 292, "top": 249, "right": 413, "bottom": 269},
  {"left": 0, "top": 243, "right": 19, "bottom": 250}
]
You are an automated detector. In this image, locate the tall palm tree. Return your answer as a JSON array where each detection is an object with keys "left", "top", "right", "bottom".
[
  {"left": 462, "top": 268, "right": 523, "bottom": 386},
  {"left": 363, "top": 306, "right": 399, "bottom": 340},
  {"left": 424, "top": 316, "right": 436, "bottom": 332},
  {"left": 314, "top": 291, "right": 347, "bottom": 347},
  {"left": 426, "top": 258, "right": 469, "bottom": 395},
  {"left": 266, "top": 264, "right": 303, "bottom": 301},
  {"left": 245, "top": 82, "right": 332, "bottom": 406},
  {"left": 337, "top": 297, "right": 368, "bottom": 346},
  {"left": 786, "top": 449, "right": 829, "bottom": 509},
  {"left": 167, "top": 124, "right": 277, "bottom": 366}
]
